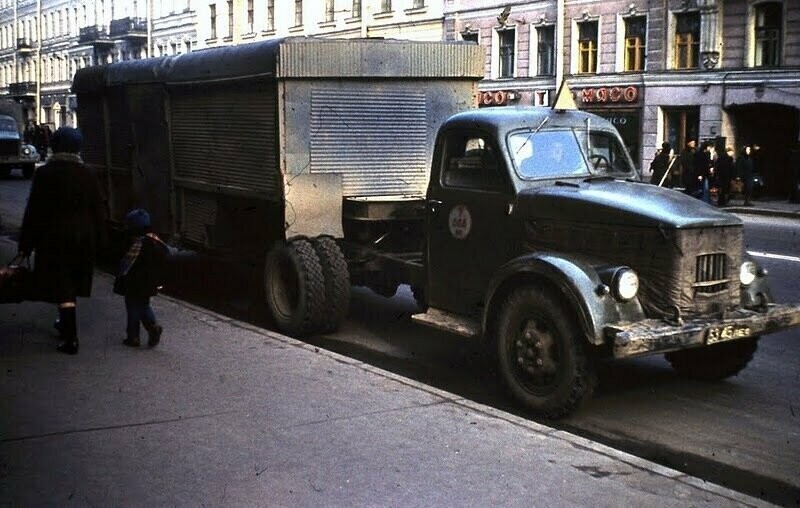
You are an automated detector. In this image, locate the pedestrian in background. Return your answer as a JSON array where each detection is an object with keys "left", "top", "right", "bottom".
[
  {"left": 114, "top": 208, "right": 168, "bottom": 348},
  {"left": 18, "top": 127, "right": 105, "bottom": 354},
  {"left": 649, "top": 142, "right": 672, "bottom": 186},
  {"left": 715, "top": 146, "right": 735, "bottom": 206},
  {"left": 689, "top": 141, "right": 713, "bottom": 202},
  {"left": 679, "top": 139, "right": 697, "bottom": 192},
  {"left": 736, "top": 145, "right": 754, "bottom": 206}
]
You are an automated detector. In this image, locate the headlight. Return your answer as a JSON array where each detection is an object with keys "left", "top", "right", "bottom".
[
  {"left": 612, "top": 268, "right": 639, "bottom": 301},
  {"left": 740, "top": 261, "right": 757, "bottom": 286},
  {"left": 23, "top": 147, "right": 31, "bottom": 155}
]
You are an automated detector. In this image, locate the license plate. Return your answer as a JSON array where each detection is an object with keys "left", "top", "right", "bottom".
[{"left": 706, "top": 325, "right": 752, "bottom": 345}]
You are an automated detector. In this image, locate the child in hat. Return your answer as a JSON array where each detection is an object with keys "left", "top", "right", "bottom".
[{"left": 115, "top": 208, "right": 169, "bottom": 348}]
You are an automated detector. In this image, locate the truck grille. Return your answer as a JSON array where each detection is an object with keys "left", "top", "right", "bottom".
[
  {"left": 0, "top": 139, "right": 18, "bottom": 157},
  {"left": 524, "top": 221, "right": 742, "bottom": 318},
  {"left": 695, "top": 253, "right": 728, "bottom": 294}
]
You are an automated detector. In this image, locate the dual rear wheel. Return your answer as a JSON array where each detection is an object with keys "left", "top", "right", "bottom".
[{"left": 264, "top": 236, "right": 350, "bottom": 337}]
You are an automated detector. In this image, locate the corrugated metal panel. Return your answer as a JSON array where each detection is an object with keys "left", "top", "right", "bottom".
[
  {"left": 278, "top": 39, "right": 485, "bottom": 79},
  {"left": 109, "top": 171, "right": 132, "bottom": 222},
  {"left": 76, "top": 97, "right": 105, "bottom": 167},
  {"left": 169, "top": 82, "right": 279, "bottom": 197},
  {"left": 107, "top": 88, "right": 133, "bottom": 169},
  {"left": 310, "top": 88, "right": 428, "bottom": 196},
  {"left": 181, "top": 189, "right": 217, "bottom": 247}
]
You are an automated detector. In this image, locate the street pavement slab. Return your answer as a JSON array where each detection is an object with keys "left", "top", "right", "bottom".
[{"left": 0, "top": 237, "right": 771, "bottom": 506}]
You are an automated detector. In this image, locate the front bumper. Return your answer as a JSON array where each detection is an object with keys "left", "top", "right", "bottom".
[
  {"left": 608, "top": 303, "right": 800, "bottom": 358},
  {"left": 0, "top": 155, "right": 38, "bottom": 165}
]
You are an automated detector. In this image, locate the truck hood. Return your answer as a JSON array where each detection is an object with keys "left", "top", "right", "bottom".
[{"left": 514, "top": 179, "right": 742, "bottom": 229}]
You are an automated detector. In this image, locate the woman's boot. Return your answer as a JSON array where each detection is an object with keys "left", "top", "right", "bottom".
[{"left": 56, "top": 306, "right": 79, "bottom": 355}]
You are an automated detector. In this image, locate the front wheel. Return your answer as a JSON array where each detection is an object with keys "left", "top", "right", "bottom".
[
  {"left": 496, "top": 287, "right": 596, "bottom": 419},
  {"left": 0, "top": 165, "right": 10, "bottom": 179},
  {"left": 665, "top": 337, "right": 759, "bottom": 380},
  {"left": 22, "top": 164, "right": 35, "bottom": 179}
]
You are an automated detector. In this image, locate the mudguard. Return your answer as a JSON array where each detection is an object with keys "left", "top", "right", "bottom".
[{"left": 483, "top": 251, "right": 646, "bottom": 345}]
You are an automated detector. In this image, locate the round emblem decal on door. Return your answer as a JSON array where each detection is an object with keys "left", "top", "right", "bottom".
[{"left": 448, "top": 204, "right": 472, "bottom": 240}]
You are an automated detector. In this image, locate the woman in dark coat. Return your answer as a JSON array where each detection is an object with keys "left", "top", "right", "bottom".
[{"left": 18, "top": 127, "right": 105, "bottom": 354}]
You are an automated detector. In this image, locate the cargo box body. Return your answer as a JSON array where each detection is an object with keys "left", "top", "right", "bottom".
[{"left": 73, "top": 37, "right": 483, "bottom": 257}]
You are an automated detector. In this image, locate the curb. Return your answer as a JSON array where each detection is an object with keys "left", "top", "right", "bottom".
[{"left": 724, "top": 206, "right": 800, "bottom": 220}]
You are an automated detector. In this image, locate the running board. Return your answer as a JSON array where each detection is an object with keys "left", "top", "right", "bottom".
[{"left": 411, "top": 307, "right": 480, "bottom": 338}]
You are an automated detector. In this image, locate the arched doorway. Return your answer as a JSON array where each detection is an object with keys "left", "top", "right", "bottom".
[{"left": 728, "top": 103, "right": 799, "bottom": 197}]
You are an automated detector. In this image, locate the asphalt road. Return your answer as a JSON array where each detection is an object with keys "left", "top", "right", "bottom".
[{"left": 1, "top": 176, "right": 799, "bottom": 504}]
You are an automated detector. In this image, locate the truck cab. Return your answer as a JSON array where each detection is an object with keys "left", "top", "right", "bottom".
[
  {"left": 0, "top": 106, "right": 39, "bottom": 179},
  {"left": 413, "top": 106, "right": 800, "bottom": 418}
]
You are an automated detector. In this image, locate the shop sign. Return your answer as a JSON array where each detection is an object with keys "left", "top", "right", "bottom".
[{"left": 581, "top": 86, "right": 639, "bottom": 105}]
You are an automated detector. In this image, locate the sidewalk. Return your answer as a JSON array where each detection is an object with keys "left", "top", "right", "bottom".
[
  {"left": 0, "top": 238, "right": 768, "bottom": 506},
  {"left": 722, "top": 197, "right": 800, "bottom": 220}
]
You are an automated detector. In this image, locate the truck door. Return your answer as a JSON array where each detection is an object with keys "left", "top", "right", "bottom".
[{"left": 426, "top": 130, "right": 516, "bottom": 317}]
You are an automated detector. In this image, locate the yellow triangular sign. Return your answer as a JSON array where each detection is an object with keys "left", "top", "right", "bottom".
[{"left": 552, "top": 80, "right": 577, "bottom": 111}]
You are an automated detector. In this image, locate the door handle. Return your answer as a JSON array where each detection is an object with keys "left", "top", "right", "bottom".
[{"left": 427, "top": 199, "right": 443, "bottom": 213}]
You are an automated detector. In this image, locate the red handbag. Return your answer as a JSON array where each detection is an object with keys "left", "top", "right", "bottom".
[{"left": 0, "top": 257, "right": 35, "bottom": 304}]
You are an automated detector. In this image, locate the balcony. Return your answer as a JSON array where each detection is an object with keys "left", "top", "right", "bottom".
[
  {"left": 109, "top": 17, "right": 147, "bottom": 41},
  {"left": 8, "top": 81, "right": 36, "bottom": 97},
  {"left": 78, "top": 25, "right": 114, "bottom": 47},
  {"left": 16, "top": 38, "right": 35, "bottom": 56}
]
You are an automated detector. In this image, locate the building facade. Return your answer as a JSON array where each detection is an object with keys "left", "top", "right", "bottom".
[
  {"left": 444, "top": 0, "right": 800, "bottom": 197},
  {"left": 2, "top": 0, "right": 797, "bottom": 195},
  {"left": 197, "top": 0, "right": 442, "bottom": 48},
  {"left": 0, "top": 0, "right": 197, "bottom": 128}
]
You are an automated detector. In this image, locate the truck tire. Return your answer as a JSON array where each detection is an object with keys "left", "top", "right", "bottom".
[
  {"left": 311, "top": 236, "right": 350, "bottom": 333},
  {"left": 496, "top": 286, "right": 596, "bottom": 419},
  {"left": 264, "top": 238, "right": 326, "bottom": 337},
  {"left": 665, "top": 337, "right": 758, "bottom": 380},
  {"left": 22, "top": 164, "right": 35, "bottom": 179},
  {"left": 0, "top": 165, "right": 10, "bottom": 179}
]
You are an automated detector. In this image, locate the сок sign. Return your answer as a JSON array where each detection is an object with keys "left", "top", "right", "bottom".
[{"left": 581, "top": 86, "right": 639, "bottom": 104}]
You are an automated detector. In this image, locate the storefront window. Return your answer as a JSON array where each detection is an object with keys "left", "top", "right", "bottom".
[{"left": 664, "top": 108, "right": 699, "bottom": 154}]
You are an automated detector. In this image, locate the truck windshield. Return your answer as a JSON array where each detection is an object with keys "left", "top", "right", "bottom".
[
  {"left": 508, "top": 129, "right": 634, "bottom": 180},
  {"left": 508, "top": 129, "right": 589, "bottom": 180},
  {"left": 0, "top": 118, "right": 17, "bottom": 132}
]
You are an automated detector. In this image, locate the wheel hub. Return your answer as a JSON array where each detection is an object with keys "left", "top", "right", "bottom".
[{"left": 514, "top": 320, "right": 557, "bottom": 382}]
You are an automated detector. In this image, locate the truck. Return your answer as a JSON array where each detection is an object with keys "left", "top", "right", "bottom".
[
  {"left": 0, "top": 99, "right": 39, "bottom": 179},
  {"left": 72, "top": 37, "right": 800, "bottom": 418}
]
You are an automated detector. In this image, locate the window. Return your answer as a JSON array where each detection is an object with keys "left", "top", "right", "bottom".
[
  {"left": 352, "top": 0, "right": 361, "bottom": 18},
  {"left": 412, "top": 0, "right": 424, "bottom": 8},
  {"left": 578, "top": 21, "right": 598, "bottom": 73},
  {"left": 209, "top": 4, "right": 217, "bottom": 38},
  {"left": 442, "top": 135, "right": 506, "bottom": 192},
  {"left": 664, "top": 108, "right": 699, "bottom": 155},
  {"left": 266, "top": 0, "right": 274, "bottom": 31},
  {"left": 324, "top": 0, "right": 334, "bottom": 22},
  {"left": 294, "top": 0, "right": 303, "bottom": 26},
  {"left": 509, "top": 130, "right": 589, "bottom": 180},
  {"left": 247, "top": 0, "right": 254, "bottom": 32},
  {"left": 755, "top": 2, "right": 782, "bottom": 67},
  {"left": 498, "top": 29, "right": 515, "bottom": 78},
  {"left": 674, "top": 12, "right": 700, "bottom": 69},
  {"left": 624, "top": 16, "right": 646, "bottom": 71},
  {"left": 536, "top": 25, "right": 555, "bottom": 76},
  {"left": 461, "top": 31, "right": 478, "bottom": 44},
  {"left": 227, "top": 0, "right": 233, "bottom": 37},
  {"left": 380, "top": 0, "right": 391, "bottom": 13}
]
